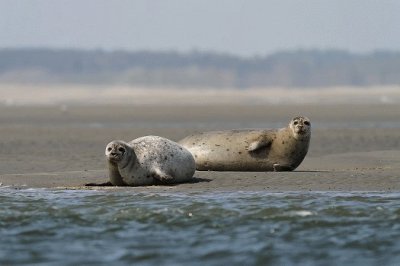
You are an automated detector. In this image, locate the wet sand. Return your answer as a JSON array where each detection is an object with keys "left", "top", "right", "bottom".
[{"left": 0, "top": 103, "right": 399, "bottom": 191}]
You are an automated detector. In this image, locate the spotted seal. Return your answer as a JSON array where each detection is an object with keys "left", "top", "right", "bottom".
[
  {"left": 102, "top": 136, "right": 196, "bottom": 186},
  {"left": 179, "top": 116, "right": 311, "bottom": 171}
]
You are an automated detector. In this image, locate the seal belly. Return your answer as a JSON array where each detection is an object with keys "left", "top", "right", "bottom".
[
  {"left": 194, "top": 148, "right": 274, "bottom": 171},
  {"left": 180, "top": 131, "right": 275, "bottom": 171},
  {"left": 268, "top": 137, "right": 309, "bottom": 170}
]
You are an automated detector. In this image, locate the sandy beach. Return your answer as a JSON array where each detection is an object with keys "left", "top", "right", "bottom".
[{"left": 1, "top": 91, "right": 399, "bottom": 192}]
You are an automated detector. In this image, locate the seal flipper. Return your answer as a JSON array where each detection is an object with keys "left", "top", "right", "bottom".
[
  {"left": 247, "top": 138, "right": 272, "bottom": 152},
  {"left": 85, "top": 181, "right": 113, "bottom": 186},
  {"left": 273, "top": 163, "right": 294, "bottom": 172},
  {"left": 108, "top": 161, "right": 126, "bottom": 186},
  {"left": 152, "top": 168, "right": 175, "bottom": 183}
]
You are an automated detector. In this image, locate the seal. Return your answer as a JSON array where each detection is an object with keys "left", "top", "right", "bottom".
[
  {"left": 178, "top": 116, "right": 311, "bottom": 171},
  {"left": 104, "top": 136, "right": 196, "bottom": 186}
]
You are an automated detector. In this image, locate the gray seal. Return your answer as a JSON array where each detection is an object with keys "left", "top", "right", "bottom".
[
  {"left": 104, "top": 136, "right": 196, "bottom": 186},
  {"left": 179, "top": 116, "right": 311, "bottom": 171}
]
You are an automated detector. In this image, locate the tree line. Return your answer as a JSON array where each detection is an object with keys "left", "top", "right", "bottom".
[{"left": 0, "top": 48, "right": 399, "bottom": 88}]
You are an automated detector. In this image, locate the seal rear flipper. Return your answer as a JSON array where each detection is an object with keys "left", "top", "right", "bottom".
[
  {"left": 85, "top": 181, "right": 114, "bottom": 186},
  {"left": 152, "top": 168, "right": 175, "bottom": 183}
]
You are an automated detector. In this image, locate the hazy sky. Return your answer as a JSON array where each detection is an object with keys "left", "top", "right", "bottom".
[{"left": 1, "top": 0, "right": 400, "bottom": 56}]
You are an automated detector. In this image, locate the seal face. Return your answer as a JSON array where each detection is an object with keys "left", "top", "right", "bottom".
[
  {"left": 106, "top": 141, "right": 129, "bottom": 163},
  {"left": 289, "top": 116, "right": 311, "bottom": 140},
  {"left": 105, "top": 136, "right": 196, "bottom": 186},
  {"left": 178, "top": 116, "right": 311, "bottom": 172}
]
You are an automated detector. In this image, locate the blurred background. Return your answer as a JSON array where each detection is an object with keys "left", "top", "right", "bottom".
[
  {"left": 2, "top": 3, "right": 400, "bottom": 265},
  {"left": 0, "top": 0, "right": 400, "bottom": 105}
]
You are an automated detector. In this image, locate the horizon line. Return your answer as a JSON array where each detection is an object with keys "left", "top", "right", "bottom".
[{"left": 1, "top": 46, "right": 399, "bottom": 58}]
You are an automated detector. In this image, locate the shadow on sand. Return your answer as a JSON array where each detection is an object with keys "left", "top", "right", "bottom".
[{"left": 85, "top": 176, "right": 212, "bottom": 187}]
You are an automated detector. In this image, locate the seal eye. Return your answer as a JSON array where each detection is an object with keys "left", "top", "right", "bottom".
[
  {"left": 107, "top": 147, "right": 112, "bottom": 152},
  {"left": 304, "top": 121, "right": 310, "bottom": 126},
  {"left": 293, "top": 121, "right": 298, "bottom": 125},
  {"left": 118, "top": 147, "right": 125, "bottom": 153}
]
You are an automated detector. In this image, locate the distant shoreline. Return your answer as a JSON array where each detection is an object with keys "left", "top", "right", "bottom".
[
  {"left": 1, "top": 48, "right": 400, "bottom": 88},
  {"left": 1, "top": 84, "right": 400, "bottom": 106}
]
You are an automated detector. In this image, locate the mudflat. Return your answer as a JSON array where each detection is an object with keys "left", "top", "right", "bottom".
[{"left": 0, "top": 103, "right": 399, "bottom": 191}]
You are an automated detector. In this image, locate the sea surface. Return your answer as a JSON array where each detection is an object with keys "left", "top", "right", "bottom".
[{"left": 1, "top": 189, "right": 400, "bottom": 266}]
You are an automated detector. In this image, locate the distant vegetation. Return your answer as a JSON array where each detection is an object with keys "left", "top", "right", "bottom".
[{"left": 0, "top": 48, "right": 399, "bottom": 88}]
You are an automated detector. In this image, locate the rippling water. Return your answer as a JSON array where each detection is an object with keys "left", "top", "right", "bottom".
[{"left": 1, "top": 189, "right": 400, "bottom": 266}]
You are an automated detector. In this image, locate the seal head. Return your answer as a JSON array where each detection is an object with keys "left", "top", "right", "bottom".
[
  {"left": 105, "top": 141, "right": 128, "bottom": 162},
  {"left": 289, "top": 116, "right": 311, "bottom": 140},
  {"left": 104, "top": 140, "right": 135, "bottom": 186}
]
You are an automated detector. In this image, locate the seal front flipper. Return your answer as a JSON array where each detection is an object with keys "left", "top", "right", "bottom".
[
  {"left": 152, "top": 168, "right": 175, "bottom": 183},
  {"left": 273, "top": 163, "right": 294, "bottom": 172},
  {"left": 247, "top": 139, "right": 272, "bottom": 152},
  {"left": 108, "top": 161, "right": 126, "bottom": 186}
]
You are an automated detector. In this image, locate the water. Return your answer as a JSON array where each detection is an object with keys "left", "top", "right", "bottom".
[{"left": 1, "top": 189, "right": 400, "bottom": 266}]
